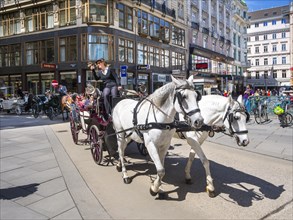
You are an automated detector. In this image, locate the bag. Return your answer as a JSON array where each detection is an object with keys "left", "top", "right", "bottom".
[{"left": 273, "top": 105, "right": 284, "bottom": 115}]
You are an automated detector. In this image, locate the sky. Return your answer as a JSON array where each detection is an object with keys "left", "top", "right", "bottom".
[{"left": 245, "top": 0, "right": 292, "bottom": 12}]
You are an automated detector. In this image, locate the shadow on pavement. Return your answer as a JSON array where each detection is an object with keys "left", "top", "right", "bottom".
[{"left": 0, "top": 183, "right": 40, "bottom": 200}]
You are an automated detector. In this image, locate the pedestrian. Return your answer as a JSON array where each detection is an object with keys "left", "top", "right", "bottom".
[
  {"left": 243, "top": 84, "right": 254, "bottom": 112},
  {"left": 90, "top": 58, "right": 122, "bottom": 120}
]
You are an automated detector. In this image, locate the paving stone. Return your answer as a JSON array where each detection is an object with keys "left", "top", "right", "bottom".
[
  {"left": 28, "top": 190, "right": 75, "bottom": 218},
  {"left": 27, "top": 159, "right": 58, "bottom": 172},
  {"left": 8, "top": 167, "right": 62, "bottom": 186},
  {"left": 0, "top": 167, "right": 38, "bottom": 182},
  {"left": 14, "top": 192, "right": 44, "bottom": 206},
  {"left": 52, "top": 207, "right": 82, "bottom": 220},
  {"left": 27, "top": 177, "right": 67, "bottom": 197},
  {"left": 0, "top": 200, "right": 47, "bottom": 219}
]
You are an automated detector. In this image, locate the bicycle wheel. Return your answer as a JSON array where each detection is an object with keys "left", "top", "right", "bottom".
[
  {"left": 284, "top": 113, "right": 293, "bottom": 126},
  {"left": 89, "top": 125, "right": 103, "bottom": 165},
  {"left": 70, "top": 115, "right": 79, "bottom": 144},
  {"left": 260, "top": 107, "right": 268, "bottom": 123},
  {"left": 47, "top": 107, "right": 54, "bottom": 120},
  {"left": 254, "top": 109, "right": 261, "bottom": 124},
  {"left": 32, "top": 104, "right": 39, "bottom": 118}
]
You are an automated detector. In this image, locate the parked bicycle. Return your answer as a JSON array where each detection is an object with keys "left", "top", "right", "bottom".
[
  {"left": 250, "top": 96, "right": 269, "bottom": 124},
  {"left": 273, "top": 96, "right": 293, "bottom": 127}
]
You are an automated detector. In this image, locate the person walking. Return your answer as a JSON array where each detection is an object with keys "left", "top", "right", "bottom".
[{"left": 90, "top": 58, "right": 122, "bottom": 120}]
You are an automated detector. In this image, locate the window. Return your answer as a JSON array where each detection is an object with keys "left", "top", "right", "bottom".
[
  {"left": 264, "top": 71, "right": 268, "bottom": 79},
  {"left": 281, "top": 32, "right": 286, "bottom": 38},
  {"left": 59, "top": 36, "right": 77, "bottom": 62},
  {"left": 118, "top": 38, "right": 134, "bottom": 63},
  {"left": 117, "top": 3, "right": 133, "bottom": 30},
  {"left": 149, "top": 15, "right": 160, "bottom": 39},
  {"left": 248, "top": 47, "right": 251, "bottom": 54},
  {"left": 272, "top": 45, "right": 277, "bottom": 52},
  {"left": 263, "top": 21, "right": 267, "bottom": 26},
  {"left": 255, "top": 59, "right": 259, "bottom": 66},
  {"left": 0, "top": 44, "right": 21, "bottom": 67},
  {"left": 263, "top": 45, "right": 268, "bottom": 53},
  {"left": 255, "top": 23, "right": 259, "bottom": 27},
  {"left": 255, "top": 47, "right": 259, "bottom": 53},
  {"left": 172, "top": 26, "right": 185, "bottom": 47},
  {"left": 138, "top": 10, "right": 148, "bottom": 35},
  {"left": 281, "top": 18, "right": 286, "bottom": 24},
  {"left": 264, "top": 34, "right": 267, "bottom": 40},
  {"left": 172, "top": 51, "right": 185, "bottom": 71},
  {"left": 82, "top": 34, "right": 114, "bottom": 61},
  {"left": 25, "top": 39, "right": 54, "bottom": 65},
  {"left": 272, "top": 20, "right": 276, "bottom": 25},
  {"left": 282, "top": 70, "right": 286, "bottom": 78},
  {"left": 24, "top": 5, "right": 54, "bottom": 32},
  {"left": 282, "top": 44, "right": 286, "bottom": 51},
  {"left": 89, "top": 0, "right": 108, "bottom": 22},
  {"left": 0, "top": 11, "right": 22, "bottom": 36},
  {"left": 272, "top": 33, "right": 276, "bottom": 39},
  {"left": 137, "top": 43, "right": 148, "bottom": 65},
  {"left": 160, "top": 20, "right": 170, "bottom": 43},
  {"left": 264, "top": 58, "right": 268, "bottom": 65},
  {"left": 255, "top": 71, "right": 259, "bottom": 79},
  {"left": 272, "top": 57, "right": 277, "bottom": 65},
  {"left": 282, "top": 57, "right": 286, "bottom": 64},
  {"left": 255, "top": 35, "right": 259, "bottom": 41},
  {"left": 59, "top": 0, "right": 76, "bottom": 26},
  {"left": 273, "top": 70, "right": 277, "bottom": 78}
]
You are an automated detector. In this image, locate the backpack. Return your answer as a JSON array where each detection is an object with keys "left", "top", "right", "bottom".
[{"left": 273, "top": 105, "right": 284, "bottom": 115}]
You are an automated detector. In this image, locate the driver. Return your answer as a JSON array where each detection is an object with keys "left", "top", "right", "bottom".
[{"left": 90, "top": 58, "right": 122, "bottom": 120}]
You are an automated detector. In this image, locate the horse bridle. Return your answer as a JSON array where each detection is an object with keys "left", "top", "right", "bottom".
[
  {"left": 173, "top": 86, "right": 201, "bottom": 122},
  {"left": 223, "top": 102, "right": 249, "bottom": 135}
]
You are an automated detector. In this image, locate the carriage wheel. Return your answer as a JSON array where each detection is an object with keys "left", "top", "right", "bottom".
[
  {"left": 89, "top": 125, "right": 103, "bottom": 165},
  {"left": 70, "top": 116, "right": 79, "bottom": 144},
  {"left": 15, "top": 106, "right": 22, "bottom": 115},
  {"left": 137, "top": 143, "right": 148, "bottom": 156},
  {"left": 47, "top": 107, "right": 54, "bottom": 120},
  {"left": 32, "top": 104, "right": 39, "bottom": 118}
]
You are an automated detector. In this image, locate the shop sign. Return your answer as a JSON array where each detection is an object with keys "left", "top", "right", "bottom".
[
  {"left": 158, "top": 74, "right": 166, "bottom": 82},
  {"left": 41, "top": 63, "right": 56, "bottom": 69},
  {"left": 195, "top": 63, "right": 208, "bottom": 69},
  {"left": 137, "top": 64, "right": 150, "bottom": 70}
]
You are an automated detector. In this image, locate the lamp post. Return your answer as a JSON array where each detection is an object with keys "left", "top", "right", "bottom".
[{"left": 134, "top": 9, "right": 138, "bottom": 92}]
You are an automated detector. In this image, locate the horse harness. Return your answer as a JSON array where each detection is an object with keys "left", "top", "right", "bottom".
[
  {"left": 222, "top": 101, "right": 249, "bottom": 136},
  {"left": 117, "top": 85, "right": 201, "bottom": 140}
]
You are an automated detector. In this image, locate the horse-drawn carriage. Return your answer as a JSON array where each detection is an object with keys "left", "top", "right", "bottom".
[{"left": 68, "top": 77, "right": 250, "bottom": 198}]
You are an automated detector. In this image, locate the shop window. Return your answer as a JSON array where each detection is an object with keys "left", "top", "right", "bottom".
[
  {"left": 60, "top": 72, "right": 77, "bottom": 93},
  {"left": 27, "top": 74, "right": 40, "bottom": 95},
  {"left": 41, "top": 73, "right": 54, "bottom": 94},
  {"left": 0, "top": 44, "right": 21, "bottom": 67}
]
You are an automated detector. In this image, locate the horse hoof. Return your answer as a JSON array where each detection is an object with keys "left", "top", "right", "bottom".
[
  {"left": 149, "top": 188, "right": 158, "bottom": 197},
  {"left": 185, "top": 178, "right": 192, "bottom": 185},
  {"left": 158, "top": 192, "right": 166, "bottom": 200},
  {"left": 207, "top": 189, "right": 216, "bottom": 198},
  {"left": 123, "top": 177, "right": 132, "bottom": 184},
  {"left": 116, "top": 165, "right": 122, "bottom": 172}
]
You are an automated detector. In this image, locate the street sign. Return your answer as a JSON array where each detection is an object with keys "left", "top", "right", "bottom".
[
  {"left": 120, "top": 65, "right": 128, "bottom": 85},
  {"left": 137, "top": 64, "right": 150, "bottom": 70},
  {"left": 51, "top": 80, "right": 58, "bottom": 88}
]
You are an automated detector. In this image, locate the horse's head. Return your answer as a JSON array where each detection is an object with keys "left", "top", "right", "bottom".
[
  {"left": 62, "top": 95, "right": 73, "bottom": 111},
  {"left": 223, "top": 95, "right": 249, "bottom": 147},
  {"left": 172, "top": 75, "right": 203, "bottom": 129}
]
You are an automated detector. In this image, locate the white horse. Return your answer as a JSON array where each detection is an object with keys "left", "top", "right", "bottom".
[
  {"left": 112, "top": 76, "right": 204, "bottom": 197},
  {"left": 179, "top": 95, "right": 249, "bottom": 198}
]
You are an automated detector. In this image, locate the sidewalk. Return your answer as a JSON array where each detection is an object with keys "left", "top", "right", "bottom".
[
  {"left": 206, "top": 116, "right": 293, "bottom": 161},
  {"left": 0, "top": 116, "right": 292, "bottom": 219},
  {"left": 0, "top": 126, "right": 111, "bottom": 219}
]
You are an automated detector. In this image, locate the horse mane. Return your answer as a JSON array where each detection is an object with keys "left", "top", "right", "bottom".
[{"left": 148, "top": 82, "right": 175, "bottom": 107}]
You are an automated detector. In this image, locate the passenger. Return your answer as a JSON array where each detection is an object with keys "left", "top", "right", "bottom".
[{"left": 90, "top": 58, "right": 122, "bottom": 120}]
